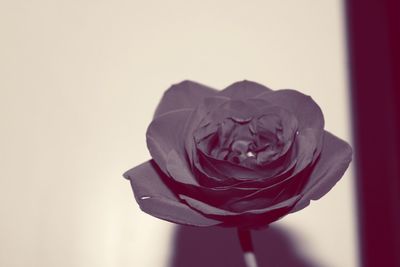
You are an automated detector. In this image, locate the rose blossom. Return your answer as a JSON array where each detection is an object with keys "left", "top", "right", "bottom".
[{"left": 124, "top": 80, "right": 352, "bottom": 228}]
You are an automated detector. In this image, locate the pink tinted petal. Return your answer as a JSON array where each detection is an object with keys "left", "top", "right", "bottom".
[
  {"left": 197, "top": 149, "right": 288, "bottom": 180},
  {"left": 123, "top": 161, "right": 221, "bottom": 226},
  {"left": 226, "top": 165, "right": 311, "bottom": 212},
  {"left": 193, "top": 139, "right": 297, "bottom": 185},
  {"left": 184, "top": 96, "right": 230, "bottom": 165},
  {"left": 219, "top": 80, "right": 272, "bottom": 99},
  {"left": 290, "top": 129, "right": 319, "bottom": 175},
  {"left": 176, "top": 179, "right": 258, "bottom": 208},
  {"left": 207, "top": 130, "right": 318, "bottom": 205},
  {"left": 199, "top": 99, "right": 260, "bottom": 124},
  {"left": 180, "top": 194, "right": 300, "bottom": 216},
  {"left": 160, "top": 151, "right": 261, "bottom": 207},
  {"left": 291, "top": 131, "right": 353, "bottom": 212},
  {"left": 166, "top": 150, "right": 200, "bottom": 186},
  {"left": 257, "top": 89, "right": 325, "bottom": 168},
  {"left": 227, "top": 130, "right": 319, "bottom": 205},
  {"left": 179, "top": 194, "right": 300, "bottom": 227},
  {"left": 256, "top": 89, "right": 324, "bottom": 132},
  {"left": 146, "top": 109, "right": 192, "bottom": 174},
  {"left": 154, "top": 80, "right": 218, "bottom": 118}
]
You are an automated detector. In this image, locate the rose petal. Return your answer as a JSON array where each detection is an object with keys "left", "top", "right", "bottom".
[
  {"left": 153, "top": 149, "right": 260, "bottom": 208},
  {"left": 192, "top": 133, "right": 298, "bottom": 186},
  {"left": 123, "top": 161, "right": 221, "bottom": 226},
  {"left": 166, "top": 149, "right": 200, "bottom": 186},
  {"left": 226, "top": 162, "right": 313, "bottom": 212},
  {"left": 154, "top": 80, "right": 218, "bottom": 118},
  {"left": 220, "top": 130, "right": 321, "bottom": 209},
  {"left": 256, "top": 89, "right": 324, "bottom": 132},
  {"left": 146, "top": 109, "right": 192, "bottom": 174},
  {"left": 255, "top": 105, "right": 299, "bottom": 158},
  {"left": 163, "top": 148, "right": 265, "bottom": 206},
  {"left": 184, "top": 96, "right": 230, "bottom": 165},
  {"left": 290, "top": 128, "right": 319, "bottom": 175},
  {"left": 198, "top": 99, "right": 260, "bottom": 125},
  {"left": 191, "top": 99, "right": 301, "bottom": 184},
  {"left": 186, "top": 132, "right": 320, "bottom": 212},
  {"left": 257, "top": 89, "right": 325, "bottom": 156},
  {"left": 219, "top": 80, "right": 272, "bottom": 99},
  {"left": 180, "top": 194, "right": 300, "bottom": 216},
  {"left": 191, "top": 121, "right": 318, "bottom": 191},
  {"left": 179, "top": 193, "right": 301, "bottom": 227},
  {"left": 195, "top": 148, "right": 292, "bottom": 180},
  {"left": 291, "top": 131, "right": 353, "bottom": 212},
  {"left": 165, "top": 150, "right": 260, "bottom": 206}
]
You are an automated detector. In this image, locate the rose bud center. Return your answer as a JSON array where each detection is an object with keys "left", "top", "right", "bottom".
[{"left": 194, "top": 100, "right": 299, "bottom": 172}]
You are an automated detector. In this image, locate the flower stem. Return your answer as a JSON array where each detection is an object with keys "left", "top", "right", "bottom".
[{"left": 237, "top": 228, "right": 259, "bottom": 267}]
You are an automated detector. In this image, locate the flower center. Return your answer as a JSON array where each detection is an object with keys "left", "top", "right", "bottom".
[
  {"left": 197, "top": 115, "right": 287, "bottom": 167},
  {"left": 193, "top": 101, "right": 299, "bottom": 169}
]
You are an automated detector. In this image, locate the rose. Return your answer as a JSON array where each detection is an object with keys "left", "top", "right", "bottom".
[{"left": 124, "top": 80, "right": 352, "bottom": 228}]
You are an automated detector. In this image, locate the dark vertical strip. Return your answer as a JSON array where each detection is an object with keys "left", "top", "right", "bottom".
[{"left": 345, "top": 0, "right": 400, "bottom": 266}]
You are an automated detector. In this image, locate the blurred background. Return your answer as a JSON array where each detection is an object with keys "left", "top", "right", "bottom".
[{"left": 0, "top": 1, "right": 358, "bottom": 266}]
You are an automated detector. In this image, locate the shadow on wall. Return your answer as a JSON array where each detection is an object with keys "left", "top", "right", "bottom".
[{"left": 168, "top": 224, "right": 321, "bottom": 267}]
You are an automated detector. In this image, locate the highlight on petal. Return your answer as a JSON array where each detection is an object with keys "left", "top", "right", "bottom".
[
  {"left": 219, "top": 80, "right": 272, "bottom": 99},
  {"left": 291, "top": 131, "right": 353, "bottom": 212},
  {"left": 154, "top": 80, "right": 218, "bottom": 118},
  {"left": 146, "top": 109, "right": 192, "bottom": 174},
  {"left": 123, "top": 161, "right": 221, "bottom": 226}
]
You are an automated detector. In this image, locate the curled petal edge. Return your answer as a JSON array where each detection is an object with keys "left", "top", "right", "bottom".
[
  {"left": 291, "top": 131, "right": 353, "bottom": 212},
  {"left": 124, "top": 161, "right": 221, "bottom": 226},
  {"left": 154, "top": 80, "right": 218, "bottom": 118}
]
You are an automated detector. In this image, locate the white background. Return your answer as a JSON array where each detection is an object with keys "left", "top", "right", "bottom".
[{"left": 0, "top": 1, "right": 357, "bottom": 266}]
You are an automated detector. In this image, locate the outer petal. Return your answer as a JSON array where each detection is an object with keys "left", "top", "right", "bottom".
[
  {"left": 123, "top": 161, "right": 221, "bottom": 226},
  {"left": 256, "top": 89, "right": 324, "bottom": 132},
  {"left": 166, "top": 150, "right": 200, "bottom": 186},
  {"left": 257, "top": 89, "right": 325, "bottom": 163},
  {"left": 154, "top": 80, "right": 218, "bottom": 118},
  {"left": 180, "top": 194, "right": 301, "bottom": 227},
  {"left": 291, "top": 131, "right": 353, "bottom": 212},
  {"left": 289, "top": 129, "right": 319, "bottom": 175},
  {"left": 146, "top": 109, "right": 192, "bottom": 174},
  {"left": 218, "top": 80, "right": 272, "bottom": 99},
  {"left": 180, "top": 194, "right": 300, "bottom": 216}
]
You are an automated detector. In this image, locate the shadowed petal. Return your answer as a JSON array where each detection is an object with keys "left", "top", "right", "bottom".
[
  {"left": 180, "top": 194, "right": 300, "bottom": 216},
  {"left": 291, "top": 131, "right": 353, "bottom": 212},
  {"left": 219, "top": 80, "right": 272, "bottom": 99},
  {"left": 123, "top": 161, "right": 221, "bottom": 226},
  {"left": 147, "top": 109, "right": 192, "bottom": 174},
  {"left": 154, "top": 80, "right": 218, "bottom": 118}
]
